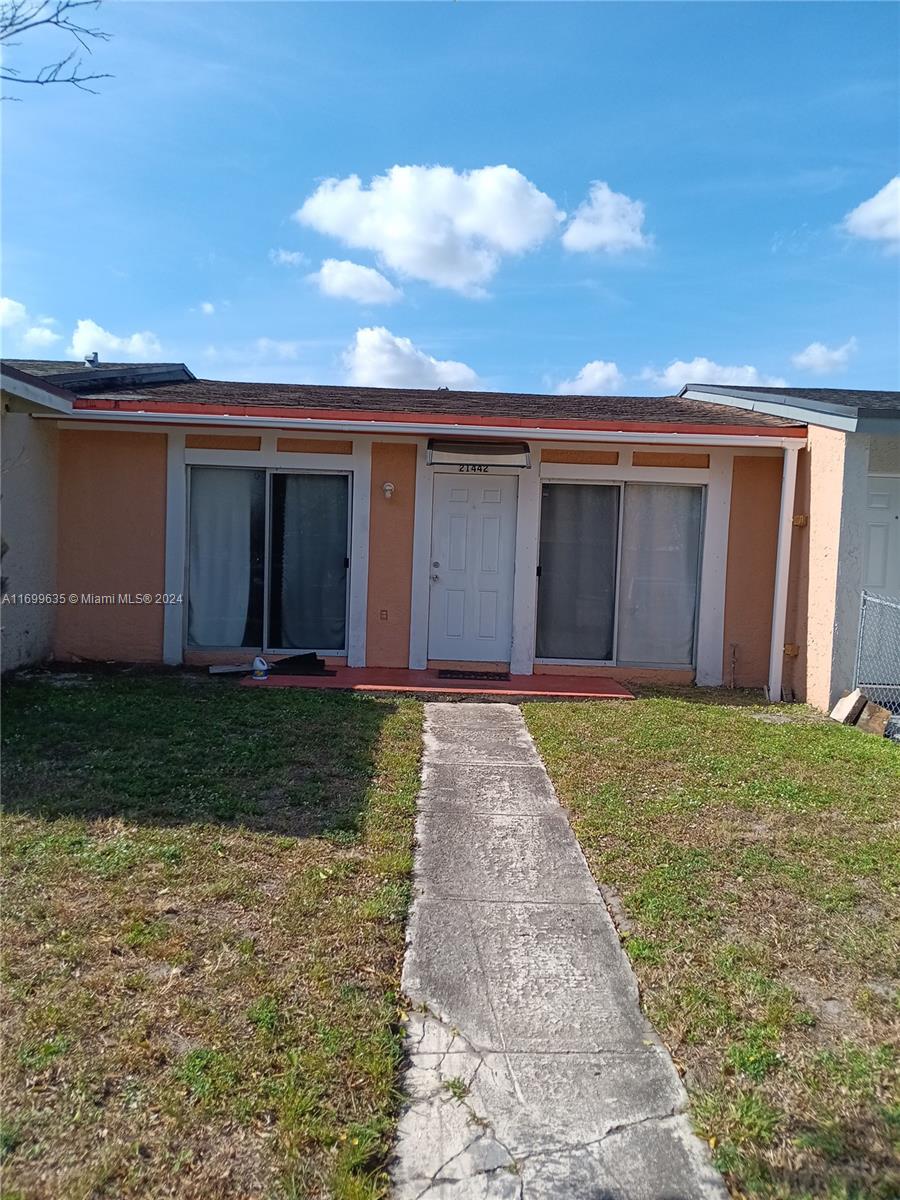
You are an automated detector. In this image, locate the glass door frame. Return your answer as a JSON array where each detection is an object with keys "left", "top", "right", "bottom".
[
  {"left": 533, "top": 478, "right": 708, "bottom": 670},
  {"left": 615, "top": 480, "right": 707, "bottom": 670},
  {"left": 184, "top": 464, "right": 354, "bottom": 656},
  {"left": 534, "top": 480, "right": 625, "bottom": 668}
]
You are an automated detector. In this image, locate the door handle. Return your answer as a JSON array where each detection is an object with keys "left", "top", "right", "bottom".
[{"left": 431, "top": 573, "right": 440, "bottom": 582}]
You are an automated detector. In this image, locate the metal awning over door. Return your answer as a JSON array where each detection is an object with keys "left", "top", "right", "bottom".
[{"left": 426, "top": 439, "right": 531, "bottom": 468}]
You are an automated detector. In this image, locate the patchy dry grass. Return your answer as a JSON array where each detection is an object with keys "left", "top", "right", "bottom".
[
  {"left": 524, "top": 693, "right": 900, "bottom": 1200},
  {"left": 1, "top": 675, "right": 422, "bottom": 1200}
]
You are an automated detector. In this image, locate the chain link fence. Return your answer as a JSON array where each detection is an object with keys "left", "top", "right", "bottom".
[{"left": 854, "top": 591, "right": 900, "bottom": 713}]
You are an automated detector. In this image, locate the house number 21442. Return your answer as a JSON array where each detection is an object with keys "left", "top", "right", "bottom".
[{"left": 458, "top": 464, "right": 489, "bottom": 473}]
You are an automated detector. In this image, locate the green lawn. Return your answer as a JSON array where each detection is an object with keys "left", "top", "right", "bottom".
[
  {"left": 1, "top": 676, "right": 422, "bottom": 1200},
  {"left": 524, "top": 693, "right": 900, "bottom": 1200}
]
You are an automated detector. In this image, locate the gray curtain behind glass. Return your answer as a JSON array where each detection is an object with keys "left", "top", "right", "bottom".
[
  {"left": 269, "top": 474, "right": 349, "bottom": 650},
  {"left": 616, "top": 484, "right": 703, "bottom": 665},
  {"left": 187, "top": 468, "right": 265, "bottom": 647},
  {"left": 536, "top": 483, "right": 619, "bottom": 661}
]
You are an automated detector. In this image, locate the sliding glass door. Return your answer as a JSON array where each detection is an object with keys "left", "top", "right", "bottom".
[
  {"left": 187, "top": 468, "right": 266, "bottom": 648},
  {"left": 536, "top": 483, "right": 620, "bottom": 661},
  {"left": 187, "top": 467, "right": 350, "bottom": 652},
  {"left": 617, "top": 484, "right": 703, "bottom": 666},
  {"left": 535, "top": 480, "right": 704, "bottom": 667},
  {"left": 268, "top": 473, "right": 349, "bottom": 650}
]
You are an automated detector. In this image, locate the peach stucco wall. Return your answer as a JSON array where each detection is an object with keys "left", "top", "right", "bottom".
[
  {"left": 56, "top": 430, "right": 167, "bottom": 662},
  {"left": 798, "top": 426, "right": 872, "bottom": 712},
  {"left": 366, "top": 442, "right": 417, "bottom": 667},
  {"left": 722, "top": 455, "right": 781, "bottom": 687},
  {"left": 185, "top": 434, "right": 261, "bottom": 451},
  {"left": 541, "top": 448, "right": 619, "bottom": 465},
  {"left": 631, "top": 451, "right": 710, "bottom": 468},
  {"left": 803, "top": 427, "right": 846, "bottom": 708}
]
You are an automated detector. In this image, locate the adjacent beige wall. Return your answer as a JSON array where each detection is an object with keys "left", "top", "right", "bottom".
[
  {"left": 55, "top": 429, "right": 167, "bottom": 662},
  {"left": 1, "top": 410, "right": 59, "bottom": 669},
  {"left": 799, "top": 427, "right": 873, "bottom": 711},
  {"left": 783, "top": 427, "right": 872, "bottom": 712}
]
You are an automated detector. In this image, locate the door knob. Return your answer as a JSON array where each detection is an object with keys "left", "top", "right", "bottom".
[{"left": 431, "top": 573, "right": 440, "bottom": 582}]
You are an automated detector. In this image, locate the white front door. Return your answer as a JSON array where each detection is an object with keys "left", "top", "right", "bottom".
[
  {"left": 864, "top": 475, "right": 900, "bottom": 598},
  {"left": 427, "top": 472, "right": 518, "bottom": 662}
]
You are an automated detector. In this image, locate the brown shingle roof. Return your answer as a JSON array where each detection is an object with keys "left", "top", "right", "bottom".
[
  {"left": 745, "top": 386, "right": 900, "bottom": 410},
  {"left": 75, "top": 377, "right": 803, "bottom": 428},
  {"left": 3, "top": 359, "right": 804, "bottom": 429}
]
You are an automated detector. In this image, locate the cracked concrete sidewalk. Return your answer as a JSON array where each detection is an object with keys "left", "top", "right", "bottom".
[{"left": 391, "top": 702, "right": 727, "bottom": 1200}]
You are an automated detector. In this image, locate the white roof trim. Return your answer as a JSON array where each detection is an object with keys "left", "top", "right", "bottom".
[
  {"left": 682, "top": 387, "right": 855, "bottom": 431},
  {"left": 1, "top": 369, "right": 73, "bottom": 415},
  {"left": 46, "top": 407, "right": 807, "bottom": 448}
]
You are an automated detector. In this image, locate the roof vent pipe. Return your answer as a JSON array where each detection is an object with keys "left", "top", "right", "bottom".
[{"left": 84, "top": 352, "right": 99, "bottom": 367}]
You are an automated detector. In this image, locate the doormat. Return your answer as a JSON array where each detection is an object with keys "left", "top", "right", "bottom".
[
  {"left": 269, "top": 653, "right": 336, "bottom": 676},
  {"left": 437, "top": 669, "right": 511, "bottom": 681}
]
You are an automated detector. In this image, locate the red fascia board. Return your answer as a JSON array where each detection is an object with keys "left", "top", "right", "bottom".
[{"left": 72, "top": 397, "right": 807, "bottom": 438}]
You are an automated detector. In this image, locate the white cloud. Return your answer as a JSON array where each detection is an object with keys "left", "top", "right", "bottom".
[
  {"left": 1, "top": 301, "right": 61, "bottom": 351},
  {"left": 343, "top": 326, "right": 479, "bottom": 389},
  {"left": 68, "top": 319, "right": 162, "bottom": 361},
  {"left": 254, "top": 337, "right": 301, "bottom": 360},
  {"left": 643, "top": 356, "right": 787, "bottom": 391},
  {"left": 308, "top": 259, "right": 402, "bottom": 305},
  {"left": 843, "top": 177, "right": 900, "bottom": 247},
  {"left": 21, "top": 326, "right": 62, "bottom": 349},
  {"left": 295, "top": 164, "right": 563, "bottom": 294},
  {"left": 562, "top": 182, "right": 651, "bottom": 253},
  {"left": 555, "top": 359, "right": 624, "bottom": 394},
  {"left": 270, "top": 248, "right": 308, "bottom": 267},
  {"left": 791, "top": 337, "right": 858, "bottom": 374},
  {"left": 0, "top": 297, "right": 27, "bottom": 328},
  {"left": 200, "top": 301, "right": 215, "bottom": 316}
]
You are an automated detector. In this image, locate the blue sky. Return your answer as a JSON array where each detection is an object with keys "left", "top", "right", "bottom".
[{"left": 2, "top": 1, "right": 898, "bottom": 394}]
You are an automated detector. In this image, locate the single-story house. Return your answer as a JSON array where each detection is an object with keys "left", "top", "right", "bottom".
[{"left": 2, "top": 357, "right": 897, "bottom": 710}]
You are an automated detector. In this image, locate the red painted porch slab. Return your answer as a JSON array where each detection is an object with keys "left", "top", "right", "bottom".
[{"left": 241, "top": 667, "right": 634, "bottom": 700}]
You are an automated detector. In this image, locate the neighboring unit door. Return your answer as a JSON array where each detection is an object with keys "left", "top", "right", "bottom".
[
  {"left": 864, "top": 475, "right": 900, "bottom": 598},
  {"left": 427, "top": 473, "right": 518, "bottom": 662}
]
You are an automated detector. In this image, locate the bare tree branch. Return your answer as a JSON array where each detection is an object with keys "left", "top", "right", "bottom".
[{"left": 1, "top": 0, "right": 111, "bottom": 94}]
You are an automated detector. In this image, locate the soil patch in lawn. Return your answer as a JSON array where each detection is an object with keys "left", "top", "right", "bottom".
[
  {"left": 1, "top": 676, "right": 422, "bottom": 1200},
  {"left": 524, "top": 694, "right": 899, "bottom": 1200}
]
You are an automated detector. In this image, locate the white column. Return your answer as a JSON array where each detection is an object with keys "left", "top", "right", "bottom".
[
  {"left": 510, "top": 461, "right": 541, "bottom": 675},
  {"left": 407, "top": 442, "right": 432, "bottom": 670},
  {"left": 695, "top": 449, "right": 734, "bottom": 685},
  {"left": 767, "top": 446, "right": 800, "bottom": 702},
  {"left": 163, "top": 430, "right": 187, "bottom": 666},
  {"left": 346, "top": 438, "right": 372, "bottom": 668}
]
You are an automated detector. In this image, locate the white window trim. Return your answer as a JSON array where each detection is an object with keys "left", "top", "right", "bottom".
[
  {"left": 86, "top": 421, "right": 744, "bottom": 679},
  {"left": 408, "top": 439, "right": 433, "bottom": 670},
  {"left": 183, "top": 463, "right": 353, "bottom": 658},
  {"left": 532, "top": 481, "right": 623, "bottom": 668},
  {"left": 532, "top": 475, "right": 708, "bottom": 674},
  {"left": 163, "top": 430, "right": 371, "bottom": 666},
  {"left": 410, "top": 440, "right": 738, "bottom": 679},
  {"left": 411, "top": 463, "right": 523, "bottom": 669},
  {"left": 527, "top": 446, "right": 730, "bottom": 679},
  {"left": 163, "top": 430, "right": 187, "bottom": 665}
]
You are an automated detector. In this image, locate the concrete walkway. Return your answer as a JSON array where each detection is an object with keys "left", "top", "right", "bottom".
[{"left": 391, "top": 703, "right": 727, "bottom": 1200}]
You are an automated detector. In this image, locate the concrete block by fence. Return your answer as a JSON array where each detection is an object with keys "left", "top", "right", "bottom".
[{"left": 830, "top": 689, "right": 866, "bottom": 725}]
